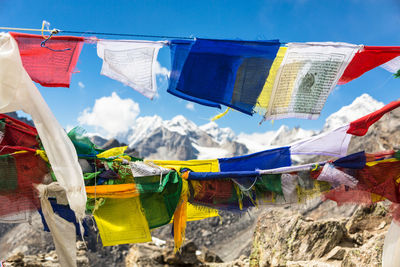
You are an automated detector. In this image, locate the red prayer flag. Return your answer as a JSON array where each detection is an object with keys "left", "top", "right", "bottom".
[
  {"left": 10, "top": 32, "right": 84, "bottom": 88},
  {"left": 347, "top": 100, "right": 400, "bottom": 136},
  {"left": 338, "top": 46, "right": 400, "bottom": 84}
]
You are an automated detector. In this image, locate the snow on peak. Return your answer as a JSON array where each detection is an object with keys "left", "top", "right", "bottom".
[
  {"left": 237, "top": 125, "right": 315, "bottom": 153},
  {"left": 323, "top": 93, "right": 384, "bottom": 132},
  {"left": 126, "top": 115, "right": 163, "bottom": 146},
  {"left": 200, "top": 121, "right": 236, "bottom": 144},
  {"left": 165, "top": 115, "right": 198, "bottom": 135},
  {"left": 127, "top": 115, "right": 200, "bottom": 146}
]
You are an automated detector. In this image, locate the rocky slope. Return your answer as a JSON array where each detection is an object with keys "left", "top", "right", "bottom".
[{"left": 250, "top": 202, "right": 390, "bottom": 267}]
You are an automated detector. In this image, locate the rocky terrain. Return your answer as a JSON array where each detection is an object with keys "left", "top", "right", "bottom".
[
  {"left": 250, "top": 202, "right": 391, "bottom": 267},
  {"left": 0, "top": 93, "right": 399, "bottom": 266}
]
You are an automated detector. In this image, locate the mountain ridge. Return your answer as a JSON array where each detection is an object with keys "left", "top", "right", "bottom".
[{"left": 90, "top": 93, "right": 385, "bottom": 160}]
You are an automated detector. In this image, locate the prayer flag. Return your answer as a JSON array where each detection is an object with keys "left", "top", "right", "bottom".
[
  {"left": 339, "top": 46, "right": 400, "bottom": 84},
  {"left": 317, "top": 163, "right": 358, "bottom": 188},
  {"left": 10, "top": 32, "right": 84, "bottom": 88},
  {"left": 97, "top": 40, "right": 165, "bottom": 99},
  {"left": 263, "top": 42, "right": 360, "bottom": 120},
  {"left": 333, "top": 151, "right": 366, "bottom": 169},
  {"left": 167, "top": 39, "right": 222, "bottom": 108},
  {"left": 168, "top": 38, "right": 281, "bottom": 115},
  {"left": 290, "top": 125, "right": 351, "bottom": 157},
  {"left": 148, "top": 159, "right": 220, "bottom": 173},
  {"left": 218, "top": 147, "right": 291, "bottom": 172},
  {"left": 93, "top": 197, "right": 152, "bottom": 246},
  {"left": 347, "top": 100, "right": 400, "bottom": 136}
]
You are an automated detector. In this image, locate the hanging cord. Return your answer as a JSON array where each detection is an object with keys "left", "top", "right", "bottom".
[
  {"left": 0, "top": 26, "right": 194, "bottom": 40},
  {"left": 39, "top": 21, "right": 71, "bottom": 52},
  {"left": 61, "top": 30, "right": 195, "bottom": 40},
  {"left": 0, "top": 26, "right": 288, "bottom": 43},
  {"left": 0, "top": 26, "right": 53, "bottom": 33},
  {"left": 40, "top": 31, "right": 72, "bottom": 52}
]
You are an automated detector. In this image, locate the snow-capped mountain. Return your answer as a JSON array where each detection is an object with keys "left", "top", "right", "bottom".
[
  {"left": 237, "top": 126, "right": 315, "bottom": 153},
  {"left": 90, "top": 93, "right": 388, "bottom": 160},
  {"left": 323, "top": 93, "right": 384, "bottom": 132},
  {"left": 95, "top": 114, "right": 248, "bottom": 160},
  {"left": 199, "top": 121, "right": 236, "bottom": 144}
]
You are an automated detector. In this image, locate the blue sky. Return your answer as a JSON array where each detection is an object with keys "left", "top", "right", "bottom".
[{"left": 0, "top": 0, "right": 399, "bottom": 137}]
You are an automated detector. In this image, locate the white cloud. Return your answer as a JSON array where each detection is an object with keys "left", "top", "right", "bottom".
[
  {"left": 154, "top": 61, "right": 170, "bottom": 77},
  {"left": 78, "top": 81, "right": 85, "bottom": 89},
  {"left": 154, "top": 61, "right": 170, "bottom": 94},
  {"left": 78, "top": 92, "right": 140, "bottom": 137},
  {"left": 185, "top": 102, "right": 195, "bottom": 111}
]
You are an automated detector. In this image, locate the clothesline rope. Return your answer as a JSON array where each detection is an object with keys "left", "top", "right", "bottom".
[
  {"left": 0, "top": 26, "right": 195, "bottom": 40},
  {"left": 0, "top": 25, "right": 289, "bottom": 43}
]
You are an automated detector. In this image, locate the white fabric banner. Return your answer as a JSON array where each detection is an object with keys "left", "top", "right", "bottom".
[
  {"left": 381, "top": 56, "right": 400, "bottom": 73},
  {"left": 130, "top": 161, "right": 170, "bottom": 177},
  {"left": 290, "top": 125, "right": 351, "bottom": 157},
  {"left": 0, "top": 33, "right": 86, "bottom": 219},
  {"left": 97, "top": 40, "right": 165, "bottom": 99},
  {"left": 317, "top": 163, "right": 358, "bottom": 188},
  {"left": 37, "top": 183, "right": 77, "bottom": 267},
  {"left": 265, "top": 42, "right": 360, "bottom": 120},
  {"left": 382, "top": 220, "right": 400, "bottom": 267}
]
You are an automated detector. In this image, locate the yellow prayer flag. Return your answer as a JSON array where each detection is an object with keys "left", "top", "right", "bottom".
[
  {"left": 256, "top": 47, "right": 287, "bottom": 112},
  {"left": 93, "top": 197, "right": 152, "bottom": 246},
  {"left": 148, "top": 159, "right": 220, "bottom": 173},
  {"left": 97, "top": 146, "right": 131, "bottom": 161}
]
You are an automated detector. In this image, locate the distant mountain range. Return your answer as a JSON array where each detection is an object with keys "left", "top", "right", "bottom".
[{"left": 89, "top": 93, "right": 385, "bottom": 160}]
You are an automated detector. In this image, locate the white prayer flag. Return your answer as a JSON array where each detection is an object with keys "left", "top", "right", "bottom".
[
  {"left": 290, "top": 125, "right": 351, "bottom": 157},
  {"left": 265, "top": 42, "right": 360, "bottom": 120},
  {"left": 97, "top": 40, "right": 165, "bottom": 99}
]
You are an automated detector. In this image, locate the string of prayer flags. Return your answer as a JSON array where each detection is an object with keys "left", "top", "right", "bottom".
[
  {"left": 168, "top": 38, "right": 281, "bottom": 115},
  {"left": 10, "top": 32, "right": 84, "bottom": 87},
  {"left": 263, "top": 42, "right": 360, "bottom": 120},
  {"left": 97, "top": 40, "right": 165, "bottom": 99},
  {"left": 338, "top": 46, "right": 400, "bottom": 84}
]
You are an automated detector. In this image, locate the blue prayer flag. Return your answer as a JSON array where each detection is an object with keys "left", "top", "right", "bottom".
[
  {"left": 218, "top": 146, "right": 291, "bottom": 172},
  {"left": 168, "top": 38, "right": 281, "bottom": 115}
]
